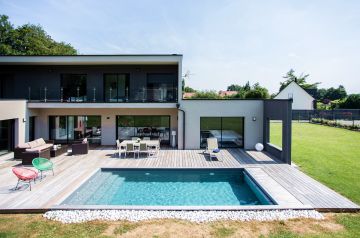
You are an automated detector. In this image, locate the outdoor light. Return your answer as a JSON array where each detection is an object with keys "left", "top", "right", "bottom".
[
  {"left": 252, "top": 117, "right": 257, "bottom": 121},
  {"left": 255, "top": 143, "right": 264, "bottom": 151},
  {"left": 22, "top": 118, "right": 27, "bottom": 123}
]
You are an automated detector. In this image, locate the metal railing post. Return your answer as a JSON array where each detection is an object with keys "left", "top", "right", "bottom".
[{"left": 93, "top": 88, "right": 96, "bottom": 102}]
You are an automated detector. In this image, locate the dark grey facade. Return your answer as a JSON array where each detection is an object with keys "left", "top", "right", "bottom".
[
  {"left": 263, "top": 99, "right": 292, "bottom": 164},
  {"left": 0, "top": 64, "right": 178, "bottom": 102}
]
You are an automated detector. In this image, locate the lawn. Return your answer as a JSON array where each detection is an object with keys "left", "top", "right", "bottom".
[
  {"left": 0, "top": 213, "right": 359, "bottom": 238},
  {"left": 270, "top": 122, "right": 360, "bottom": 204}
]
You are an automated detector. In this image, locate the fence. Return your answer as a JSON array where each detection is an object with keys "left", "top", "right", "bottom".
[{"left": 292, "top": 109, "right": 360, "bottom": 127}]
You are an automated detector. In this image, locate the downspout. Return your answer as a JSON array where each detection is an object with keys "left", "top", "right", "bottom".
[{"left": 176, "top": 103, "right": 185, "bottom": 150}]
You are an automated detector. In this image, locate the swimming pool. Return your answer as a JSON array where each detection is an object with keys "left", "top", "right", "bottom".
[{"left": 62, "top": 169, "right": 274, "bottom": 206}]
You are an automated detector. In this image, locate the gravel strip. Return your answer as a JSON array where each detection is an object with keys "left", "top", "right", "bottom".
[{"left": 44, "top": 209, "right": 324, "bottom": 223}]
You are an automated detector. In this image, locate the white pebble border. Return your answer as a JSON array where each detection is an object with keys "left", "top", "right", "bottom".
[{"left": 43, "top": 209, "right": 323, "bottom": 223}]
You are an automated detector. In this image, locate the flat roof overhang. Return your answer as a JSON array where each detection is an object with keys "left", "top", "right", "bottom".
[
  {"left": 27, "top": 102, "right": 178, "bottom": 109},
  {"left": 0, "top": 54, "right": 182, "bottom": 65}
]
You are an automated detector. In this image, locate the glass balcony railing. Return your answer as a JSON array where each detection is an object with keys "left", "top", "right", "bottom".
[{"left": 26, "top": 87, "right": 178, "bottom": 103}]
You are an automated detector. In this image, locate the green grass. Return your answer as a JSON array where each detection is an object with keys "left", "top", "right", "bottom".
[
  {"left": 270, "top": 122, "right": 360, "bottom": 204},
  {"left": 0, "top": 213, "right": 359, "bottom": 237},
  {"left": 113, "top": 222, "right": 138, "bottom": 235}
]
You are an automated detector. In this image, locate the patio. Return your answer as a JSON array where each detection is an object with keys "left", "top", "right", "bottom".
[{"left": 0, "top": 147, "right": 358, "bottom": 212}]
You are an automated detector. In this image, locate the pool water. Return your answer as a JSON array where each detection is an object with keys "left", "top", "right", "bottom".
[{"left": 62, "top": 169, "right": 273, "bottom": 206}]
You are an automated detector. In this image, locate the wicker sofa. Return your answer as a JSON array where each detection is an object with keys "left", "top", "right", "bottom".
[{"left": 14, "top": 138, "right": 54, "bottom": 165}]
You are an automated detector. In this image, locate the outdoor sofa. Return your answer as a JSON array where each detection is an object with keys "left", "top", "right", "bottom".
[
  {"left": 71, "top": 139, "right": 89, "bottom": 155},
  {"left": 14, "top": 138, "right": 54, "bottom": 165}
]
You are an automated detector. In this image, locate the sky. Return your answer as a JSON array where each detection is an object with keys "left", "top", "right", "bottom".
[{"left": 1, "top": 0, "right": 360, "bottom": 94}]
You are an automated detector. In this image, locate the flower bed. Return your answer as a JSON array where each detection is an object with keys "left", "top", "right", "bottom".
[{"left": 310, "top": 118, "right": 360, "bottom": 131}]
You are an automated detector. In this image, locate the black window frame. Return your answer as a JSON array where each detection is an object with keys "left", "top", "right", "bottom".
[
  {"left": 103, "top": 73, "right": 130, "bottom": 102},
  {"left": 49, "top": 115, "right": 101, "bottom": 144},
  {"left": 116, "top": 115, "right": 171, "bottom": 144},
  {"left": 200, "top": 117, "right": 245, "bottom": 148},
  {"left": 60, "top": 74, "right": 87, "bottom": 102}
]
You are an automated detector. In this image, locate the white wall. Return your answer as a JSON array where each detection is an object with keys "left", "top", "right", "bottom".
[
  {"left": 0, "top": 100, "right": 27, "bottom": 146},
  {"left": 275, "top": 82, "right": 314, "bottom": 110},
  {"left": 180, "top": 100, "right": 264, "bottom": 150}
]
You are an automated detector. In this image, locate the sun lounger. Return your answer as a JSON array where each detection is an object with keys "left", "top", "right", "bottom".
[{"left": 206, "top": 138, "right": 221, "bottom": 161}]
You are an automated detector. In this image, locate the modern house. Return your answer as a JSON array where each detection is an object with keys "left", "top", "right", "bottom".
[
  {"left": 274, "top": 81, "right": 315, "bottom": 110},
  {"left": 0, "top": 55, "right": 292, "bottom": 164}
]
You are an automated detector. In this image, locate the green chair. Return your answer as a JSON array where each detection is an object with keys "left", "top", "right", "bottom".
[{"left": 32, "top": 157, "right": 54, "bottom": 181}]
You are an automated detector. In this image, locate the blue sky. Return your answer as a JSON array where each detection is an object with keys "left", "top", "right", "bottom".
[{"left": 1, "top": 0, "right": 360, "bottom": 94}]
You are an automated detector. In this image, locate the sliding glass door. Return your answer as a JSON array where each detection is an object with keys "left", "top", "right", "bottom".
[
  {"left": 0, "top": 119, "right": 15, "bottom": 156},
  {"left": 116, "top": 115, "right": 170, "bottom": 144},
  {"left": 200, "top": 117, "right": 244, "bottom": 148},
  {"left": 104, "top": 74, "right": 129, "bottom": 102},
  {"left": 61, "top": 74, "right": 87, "bottom": 102},
  {"left": 49, "top": 116, "right": 101, "bottom": 144}
]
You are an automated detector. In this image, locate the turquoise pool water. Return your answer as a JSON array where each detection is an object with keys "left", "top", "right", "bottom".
[{"left": 62, "top": 169, "right": 273, "bottom": 206}]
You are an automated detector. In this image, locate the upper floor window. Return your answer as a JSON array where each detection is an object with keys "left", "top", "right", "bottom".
[
  {"left": 61, "top": 74, "right": 87, "bottom": 102},
  {"left": 104, "top": 74, "right": 129, "bottom": 102},
  {"left": 146, "top": 73, "right": 177, "bottom": 102}
]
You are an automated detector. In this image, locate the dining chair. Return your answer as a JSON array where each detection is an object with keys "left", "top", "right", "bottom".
[{"left": 126, "top": 143, "right": 136, "bottom": 158}]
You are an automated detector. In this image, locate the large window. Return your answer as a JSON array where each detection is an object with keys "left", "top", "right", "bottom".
[
  {"left": 29, "top": 116, "right": 35, "bottom": 142},
  {"left": 104, "top": 74, "right": 129, "bottom": 102},
  {"left": 200, "top": 117, "right": 244, "bottom": 148},
  {"left": 146, "top": 74, "right": 177, "bottom": 102},
  {"left": 117, "top": 115, "right": 170, "bottom": 144},
  {"left": 61, "top": 74, "right": 87, "bottom": 102},
  {"left": 49, "top": 116, "right": 101, "bottom": 144},
  {"left": 0, "top": 119, "right": 15, "bottom": 156}
]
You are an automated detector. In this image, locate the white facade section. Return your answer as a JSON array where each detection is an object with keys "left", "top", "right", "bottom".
[
  {"left": 180, "top": 100, "right": 264, "bottom": 150},
  {"left": 0, "top": 100, "right": 27, "bottom": 146},
  {"left": 274, "top": 82, "right": 314, "bottom": 110}
]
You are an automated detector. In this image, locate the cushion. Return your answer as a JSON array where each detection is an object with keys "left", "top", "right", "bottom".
[
  {"left": 25, "top": 144, "right": 52, "bottom": 152},
  {"left": 35, "top": 138, "right": 46, "bottom": 146},
  {"left": 25, "top": 148, "right": 41, "bottom": 153},
  {"left": 28, "top": 140, "right": 38, "bottom": 148},
  {"left": 82, "top": 138, "right": 88, "bottom": 144},
  {"left": 213, "top": 148, "right": 220, "bottom": 153},
  {"left": 17, "top": 142, "right": 31, "bottom": 149}
]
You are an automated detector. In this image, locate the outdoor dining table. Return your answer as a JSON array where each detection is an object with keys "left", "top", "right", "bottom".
[{"left": 119, "top": 140, "right": 160, "bottom": 148}]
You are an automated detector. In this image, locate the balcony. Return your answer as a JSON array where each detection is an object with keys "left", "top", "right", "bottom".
[{"left": 26, "top": 86, "right": 178, "bottom": 103}]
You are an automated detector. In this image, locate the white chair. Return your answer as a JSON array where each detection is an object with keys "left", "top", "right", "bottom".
[{"left": 116, "top": 139, "right": 125, "bottom": 158}]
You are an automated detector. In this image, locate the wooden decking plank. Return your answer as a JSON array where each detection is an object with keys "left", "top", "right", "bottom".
[{"left": 0, "top": 147, "right": 357, "bottom": 211}]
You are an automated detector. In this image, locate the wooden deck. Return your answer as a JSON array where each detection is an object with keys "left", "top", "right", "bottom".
[{"left": 0, "top": 147, "right": 358, "bottom": 212}]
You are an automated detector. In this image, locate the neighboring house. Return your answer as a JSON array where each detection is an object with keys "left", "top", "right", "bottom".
[
  {"left": 274, "top": 81, "right": 315, "bottom": 110},
  {"left": 218, "top": 90, "right": 238, "bottom": 97},
  {"left": 0, "top": 55, "right": 292, "bottom": 164},
  {"left": 182, "top": 92, "right": 196, "bottom": 99}
]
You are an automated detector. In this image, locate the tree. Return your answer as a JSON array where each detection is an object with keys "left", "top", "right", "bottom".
[
  {"left": 227, "top": 84, "right": 242, "bottom": 91},
  {"left": 323, "top": 85, "right": 347, "bottom": 101},
  {"left": 0, "top": 15, "right": 77, "bottom": 55},
  {"left": 315, "top": 88, "right": 327, "bottom": 100},
  {"left": 227, "top": 81, "right": 250, "bottom": 92},
  {"left": 280, "top": 69, "right": 320, "bottom": 91},
  {"left": 338, "top": 94, "right": 360, "bottom": 109},
  {"left": 184, "top": 86, "right": 196, "bottom": 93},
  {"left": 190, "top": 90, "right": 220, "bottom": 99},
  {"left": 244, "top": 83, "right": 269, "bottom": 99}
]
